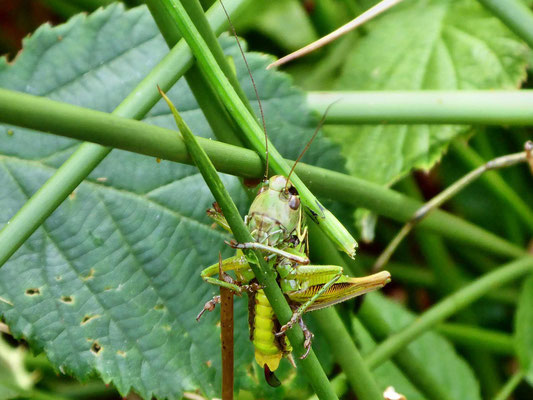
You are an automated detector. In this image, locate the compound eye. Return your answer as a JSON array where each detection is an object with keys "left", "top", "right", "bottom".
[
  {"left": 288, "top": 195, "right": 300, "bottom": 210},
  {"left": 288, "top": 186, "right": 298, "bottom": 196}
]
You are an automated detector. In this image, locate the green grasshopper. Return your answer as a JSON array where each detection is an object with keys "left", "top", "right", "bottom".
[
  {"left": 194, "top": 0, "right": 390, "bottom": 386},
  {"left": 197, "top": 175, "right": 391, "bottom": 384}
]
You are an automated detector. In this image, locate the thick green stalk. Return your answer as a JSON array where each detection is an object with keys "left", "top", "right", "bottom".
[
  {"left": 41, "top": 0, "right": 82, "bottom": 17},
  {"left": 0, "top": 0, "right": 246, "bottom": 267},
  {"left": 312, "top": 308, "right": 383, "bottom": 400},
  {"left": 0, "top": 88, "right": 528, "bottom": 264},
  {"left": 160, "top": 91, "right": 339, "bottom": 400},
  {"left": 308, "top": 223, "right": 454, "bottom": 400},
  {"left": 401, "top": 176, "right": 502, "bottom": 397},
  {"left": 146, "top": 0, "right": 251, "bottom": 148},
  {"left": 307, "top": 91, "right": 533, "bottom": 125},
  {"left": 492, "top": 370, "right": 525, "bottom": 400},
  {"left": 365, "top": 257, "right": 533, "bottom": 369},
  {"left": 477, "top": 0, "right": 533, "bottom": 50},
  {"left": 451, "top": 140, "right": 533, "bottom": 233},
  {"left": 354, "top": 254, "right": 516, "bottom": 304},
  {"left": 157, "top": 0, "right": 358, "bottom": 258},
  {"left": 436, "top": 323, "right": 515, "bottom": 356}
]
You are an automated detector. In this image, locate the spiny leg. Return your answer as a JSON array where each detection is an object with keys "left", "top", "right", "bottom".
[
  {"left": 277, "top": 270, "right": 342, "bottom": 334},
  {"left": 206, "top": 202, "right": 232, "bottom": 232},
  {"left": 299, "top": 317, "right": 314, "bottom": 359},
  {"left": 226, "top": 239, "right": 310, "bottom": 265},
  {"left": 197, "top": 295, "right": 221, "bottom": 321},
  {"left": 198, "top": 253, "right": 258, "bottom": 320}
]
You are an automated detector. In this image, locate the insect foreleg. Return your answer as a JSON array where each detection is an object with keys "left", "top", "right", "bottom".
[
  {"left": 206, "top": 202, "right": 232, "bottom": 233},
  {"left": 226, "top": 240, "right": 310, "bottom": 265},
  {"left": 198, "top": 253, "right": 258, "bottom": 321}
]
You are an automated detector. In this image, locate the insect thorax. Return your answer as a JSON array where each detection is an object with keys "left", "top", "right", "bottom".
[{"left": 247, "top": 212, "right": 289, "bottom": 247}]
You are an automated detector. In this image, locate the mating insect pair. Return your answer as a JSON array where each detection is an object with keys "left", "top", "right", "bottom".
[{"left": 197, "top": 174, "right": 391, "bottom": 385}]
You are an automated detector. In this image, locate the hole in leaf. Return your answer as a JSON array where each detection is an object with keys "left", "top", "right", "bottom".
[
  {"left": 81, "top": 315, "right": 99, "bottom": 325},
  {"left": 91, "top": 342, "right": 101, "bottom": 355},
  {"left": 82, "top": 268, "right": 95, "bottom": 281},
  {"left": 25, "top": 288, "right": 40, "bottom": 296},
  {"left": 61, "top": 296, "right": 73, "bottom": 304}
]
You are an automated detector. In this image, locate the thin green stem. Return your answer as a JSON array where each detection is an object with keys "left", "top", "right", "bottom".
[
  {"left": 160, "top": 91, "right": 338, "bottom": 400},
  {"left": 0, "top": 88, "right": 528, "bottom": 265},
  {"left": 49, "top": 381, "right": 117, "bottom": 398},
  {"left": 307, "top": 91, "right": 533, "bottom": 125},
  {"left": 492, "top": 370, "right": 525, "bottom": 400},
  {"left": 0, "top": 0, "right": 247, "bottom": 268},
  {"left": 157, "top": 0, "right": 358, "bottom": 258},
  {"left": 436, "top": 323, "right": 515, "bottom": 356},
  {"left": 146, "top": 0, "right": 252, "bottom": 148},
  {"left": 477, "top": 0, "right": 533, "bottom": 50},
  {"left": 308, "top": 223, "right": 454, "bottom": 400},
  {"left": 365, "top": 257, "right": 533, "bottom": 369},
  {"left": 399, "top": 177, "right": 503, "bottom": 397},
  {"left": 374, "top": 147, "right": 531, "bottom": 271},
  {"left": 25, "top": 390, "right": 71, "bottom": 400},
  {"left": 451, "top": 140, "right": 533, "bottom": 234},
  {"left": 41, "top": 0, "right": 83, "bottom": 17},
  {"left": 313, "top": 308, "right": 383, "bottom": 400}
]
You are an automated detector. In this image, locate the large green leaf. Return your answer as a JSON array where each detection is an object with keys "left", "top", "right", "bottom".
[
  {"left": 354, "top": 294, "right": 481, "bottom": 400},
  {"left": 515, "top": 274, "right": 533, "bottom": 385},
  {"left": 329, "top": 0, "right": 529, "bottom": 185},
  {"left": 0, "top": 4, "right": 345, "bottom": 399}
]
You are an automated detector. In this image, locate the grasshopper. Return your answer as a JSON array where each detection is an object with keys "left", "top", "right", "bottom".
[
  {"left": 198, "top": 175, "right": 391, "bottom": 385},
  {"left": 193, "top": 0, "right": 390, "bottom": 386}
]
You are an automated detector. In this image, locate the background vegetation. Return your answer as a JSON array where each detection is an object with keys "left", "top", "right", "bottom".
[{"left": 0, "top": 0, "right": 532, "bottom": 399}]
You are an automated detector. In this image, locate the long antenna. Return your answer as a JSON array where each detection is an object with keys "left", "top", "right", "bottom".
[
  {"left": 285, "top": 100, "right": 340, "bottom": 191},
  {"left": 219, "top": 0, "right": 269, "bottom": 181}
]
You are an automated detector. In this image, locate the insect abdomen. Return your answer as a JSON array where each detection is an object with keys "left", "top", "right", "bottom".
[{"left": 252, "top": 290, "right": 290, "bottom": 371}]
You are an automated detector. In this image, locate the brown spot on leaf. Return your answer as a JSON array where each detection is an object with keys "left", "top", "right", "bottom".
[
  {"left": 25, "top": 288, "right": 40, "bottom": 296},
  {"left": 82, "top": 268, "right": 95, "bottom": 281},
  {"left": 91, "top": 341, "right": 102, "bottom": 355},
  {"left": 61, "top": 296, "right": 73, "bottom": 304},
  {"left": 81, "top": 315, "right": 99, "bottom": 325}
]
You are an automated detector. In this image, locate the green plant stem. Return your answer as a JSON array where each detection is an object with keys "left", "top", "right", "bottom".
[
  {"left": 313, "top": 308, "right": 383, "bottom": 400},
  {"left": 436, "top": 323, "right": 515, "bottom": 356},
  {"left": 308, "top": 374, "right": 348, "bottom": 400},
  {"left": 451, "top": 140, "right": 533, "bottom": 234},
  {"left": 365, "top": 257, "right": 533, "bottom": 369},
  {"left": 156, "top": 0, "right": 358, "bottom": 258},
  {"left": 68, "top": 0, "right": 114, "bottom": 10},
  {"left": 0, "top": 0, "right": 246, "bottom": 268},
  {"left": 492, "top": 370, "right": 525, "bottom": 400},
  {"left": 400, "top": 176, "right": 502, "bottom": 397},
  {"left": 161, "top": 92, "right": 339, "bottom": 400},
  {"left": 357, "top": 254, "right": 517, "bottom": 304},
  {"left": 0, "top": 89, "right": 528, "bottom": 266},
  {"left": 25, "top": 390, "right": 70, "bottom": 400},
  {"left": 356, "top": 254, "right": 436, "bottom": 287},
  {"left": 49, "top": 381, "right": 117, "bottom": 398},
  {"left": 41, "top": 0, "right": 83, "bottom": 17},
  {"left": 477, "top": 0, "right": 533, "bottom": 50},
  {"left": 307, "top": 91, "right": 533, "bottom": 125},
  {"left": 308, "top": 223, "right": 454, "bottom": 400},
  {"left": 146, "top": 0, "right": 252, "bottom": 148}
]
